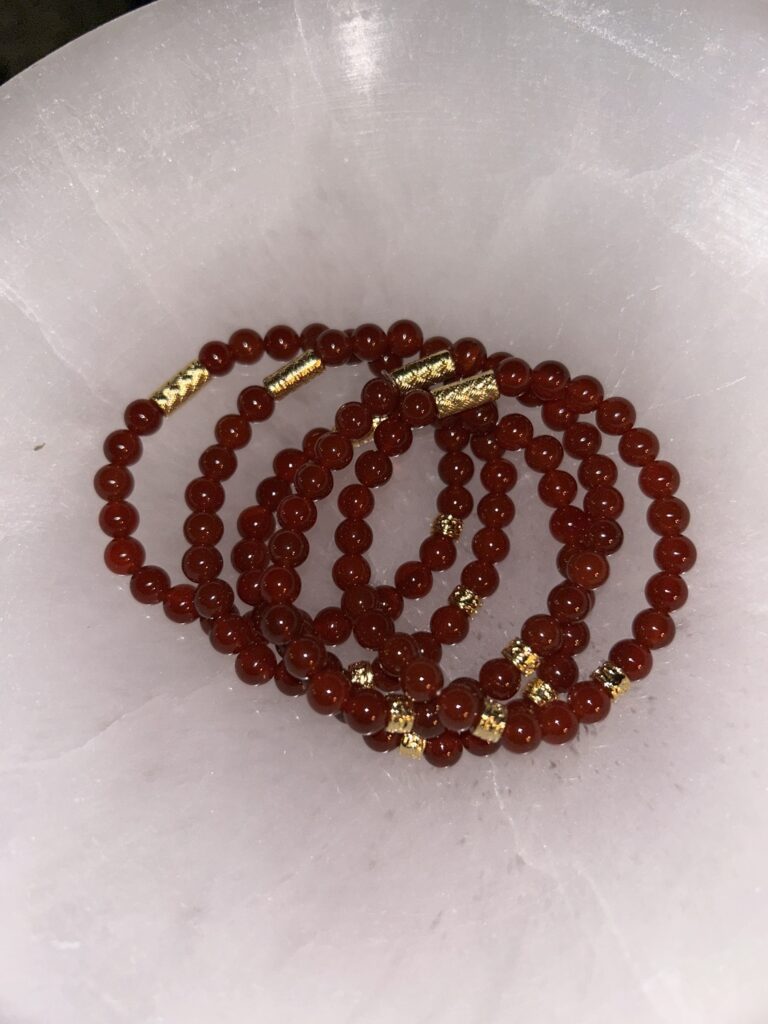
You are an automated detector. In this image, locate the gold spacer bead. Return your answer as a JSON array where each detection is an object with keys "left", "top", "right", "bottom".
[
  {"left": 449, "top": 585, "right": 482, "bottom": 616},
  {"left": 399, "top": 732, "right": 426, "bottom": 759},
  {"left": 592, "top": 661, "right": 631, "bottom": 700},
  {"left": 472, "top": 698, "right": 507, "bottom": 743},
  {"left": 524, "top": 677, "right": 557, "bottom": 708},
  {"left": 387, "top": 350, "right": 457, "bottom": 393},
  {"left": 264, "top": 350, "right": 324, "bottom": 399},
  {"left": 346, "top": 661, "right": 375, "bottom": 688},
  {"left": 431, "top": 370, "right": 500, "bottom": 419},
  {"left": 502, "top": 638, "right": 540, "bottom": 676},
  {"left": 149, "top": 360, "right": 210, "bottom": 415},
  {"left": 387, "top": 696, "right": 415, "bottom": 735},
  {"left": 431, "top": 513, "right": 463, "bottom": 540}
]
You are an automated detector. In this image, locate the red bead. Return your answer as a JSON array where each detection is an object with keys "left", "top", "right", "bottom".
[
  {"left": 525, "top": 435, "right": 563, "bottom": 472},
  {"left": 648, "top": 497, "right": 690, "bottom": 536},
  {"left": 567, "top": 550, "right": 610, "bottom": 589},
  {"left": 300, "top": 322, "right": 329, "bottom": 347},
  {"left": 335, "top": 518, "right": 373, "bottom": 555},
  {"left": 419, "top": 535, "right": 456, "bottom": 572},
  {"left": 313, "top": 607, "right": 352, "bottom": 645},
  {"left": 402, "top": 659, "right": 443, "bottom": 702},
  {"left": 549, "top": 505, "right": 588, "bottom": 545},
  {"left": 547, "top": 582, "right": 590, "bottom": 623},
  {"left": 284, "top": 637, "right": 325, "bottom": 678},
  {"left": 394, "top": 560, "right": 433, "bottom": 599},
  {"left": 584, "top": 484, "right": 624, "bottom": 520},
  {"left": 530, "top": 360, "right": 569, "bottom": 400},
  {"left": 353, "top": 610, "right": 394, "bottom": 650},
  {"left": 501, "top": 704, "right": 541, "bottom": 753},
  {"left": 104, "top": 537, "right": 145, "bottom": 575},
  {"left": 413, "top": 630, "right": 441, "bottom": 663},
  {"left": 260, "top": 603, "right": 301, "bottom": 644},
  {"left": 462, "top": 733, "right": 500, "bottom": 757},
  {"left": 413, "top": 700, "right": 443, "bottom": 739},
  {"left": 315, "top": 431, "right": 353, "bottom": 470},
  {"left": 129, "top": 565, "right": 170, "bottom": 604},
  {"left": 332, "top": 554, "right": 371, "bottom": 590},
  {"left": 460, "top": 560, "right": 499, "bottom": 597},
  {"left": 478, "top": 493, "right": 515, "bottom": 528},
  {"left": 568, "top": 682, "right": 611, "bottom": 723},
  {"left": 94, "top": 463, "right": 134, "bottom": 500},
  {"left": 654, "top": 535, "right": 696, "bottom": 574},
  {"left": 237, "top": 385, "right": 274, "bottom": 422},
  {"left": 521, "top": 614, "right": 562, "bottom": 656},
  {"left": 472, "top": 527, "right": 509, "bottom": 564},
  {"left": 269, "top": 529, "right": 309, "bottom": 567},
  {"left": 479, "top": 658, "right": 521, "bottom": 701},
  {"left": 610, "top": 638, "right": 653, "bottom": 680},
  {"left": 619, "top": 427, "right": 660, "bottom": 467},
  {"left": 182, "top": 545, "right": 223, "bottom": 583},
  {"left": 185, "top": 477, "right": 225, "bottom": 513},
  {"left": 578, "top": 454, "right": 618, "bottom": 489},
  {"left": 596, "top": 396, "right": 636, "bottom": 434},
  {"left": 563, "top": 422, "right": 602, "bottom": 459},
  {"left": 124, "top": 398, "right": 163, "bottom": 435},
  {"left": 237, "top": 506, "right": 273, "bottom": 539},
  {"left": 461, "top": 402, "right": 498, "bottom": 434},
  {"left": 388, "top": 319, "right": 423, "bottom": 357},
  {"left": 565, "top": 374, "right": 603, "bottom": 413},
  {"left": 437, "top": 486, "right": 473, "bottom": 518},
  {"left": 353, "top": 323, "right": 388, "bottom": 361},
  {"left": 639, "top": 460, "right": 680, "bottom": 498},
  {"left": 163, "top": 583, "right": 198, "bottom": 623},
  {"left": 633, "top": 608, "right": 675, "bottom": 649},
  {"left": 559, "top": 621, "right": 590, "bottom": 656},
  {"left": 430, "top": 605, "right": 469, "bottom": 645},
  {"left": 255, "top": 475, "right": 291, "bottom": 511},
  {"left": 99, "top": 500, "right": 139, "bottom": 538},
  {"left": 337, "top": 483, "right": 374, "bottom": 520},
  {"left": 645, "top": 571, "right": 688, "bottom": 612},
  {"left": 335, "top": 401, "right": 373, "bottom": 440},
  {"left": 199, "top": 445, "right": 237, "bottom": 481},
  {"left": 277, "top": 494, "right": 317, "bottom": 532},
  {"left": 437, "top": 682, "right": 482, "bottom": 731},
  {"left": 307, "top": 670, "right": 350, "bottom": 713},
  {"left": 539, "top": 654, "right": 579, "bottom": 691},
  {"left": 542, "top": 401, "right": 577, "bottom": 431},
  {"left": 228, "top": 327, "right": 264, "bottom": 364},
  {"left": 341, "top": 584, "right": 377, "bottom": 621},
  {"left": 425, "top": 731, "right": 463, "bottom": 767},
  {"left": 580, "top": 518, "right": 624, "bottom": 554},
  {"left": 365, "top": 730, "right": 401, "bottom": 753},
  {"left": 374, "top": 416, "right": 412, "bottom": 456},
  {"left": 272, "top": 448, "right": 307, "bottom": 483},
  {"left": 103, "top": 429, "right": 142, "bottom": 465},
  {"left": 401, "top": 389, "right": 436, "bottom": 427},
  {"left": 453, "top": 338, "right": 487, "bottom": 376},
  {"left": 295, "top": 462, "right": 333, "bottom": 500},
  {"left": 274, "top": 663, "right": 307, "bottom": 697},
  {"left": 435, "top": 422, "right": 470, "bottom": 452},
  {"left": 376, "top": 586, "right": 404, "bottom": 621},
  {"left": 539, "top": 470, "right": 577, "bottom": 508},
  {"left": 215, "top": 414, "right": 251, "bottom": 449},
  {"left": 356, "top": 450, "right": 393, "bottom": 488},
  {"left": 480, "top": 458, "right": 517, "bottom": 494},
  {"left": 264, "top": 324, "right": 300, "bottom": 360},
  {"left": 210, "top": 614, "right": 248, "bottom": 655},
  {"left": 378, "top": 633, "right": 418, "bottom": 676},
  {"left": 496, "top": 357, "right": 531, "bottom": 397},
  {"left": 194, "top": 579, "right": 235, "bottom": 618},
  {"left": 361, "top": 377, "right": 399, "bottom": 414},
  {"left": 231, "top": 538, "right": 267, "bottom": 574},
  {"left": 498, "top": 413, "right": 533, "bottom": 451},
  {"left": 438, "top": 451, "right": 474, "bottom": 485},
  {"left": 537, "top": 700, "right": 578, "bottom": 744},
  {"left": 199, "top": 340, "right": 234, "bottom": 375},
  {"left": 237, "top": 570, "right": 265, "bottom": 606},
  {"left": 236, "top": 643, "right": 277, "bottom": 684},
  {"left": 344, "top": 687, "right": 389, "bottom": 734},
  {"left": 315, "top": 328, "right": 351, "bottom": 366},
  {"left": 260, "top": 565, "right": 301, "bottom": 604}
]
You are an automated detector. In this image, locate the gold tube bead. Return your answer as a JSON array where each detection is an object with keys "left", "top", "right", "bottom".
[
  {"left": 387, "top": 350, "right": 457, "bottom": 393},
  {"left": 472, "top": 698, "right": 507, "bottom": 743},
  {"left": 387, "top": 697, "right": 415, "bottom": 735},
  {"left": 524, "top": 678, "right": 557, "bottom": 708},
  {"left": 432, "top": 370, "right": 500, "bottom": 419},
  {"left": 264, "top": 350, "right": 324, "bottom": 399},
  {"left": 399, "top": 732, "right": 426, "bottom": 759},
  {"left": 502, "top": 638, "right": 540, "bottom": 676},
  {"left": 346, "top": 661, "right": 375, "bottom": 688},
  {"left": 431, "top": 513, "right": 463, "bottom": 540},
  {"left": 592, "top": 662, "right": 631, "bottom": 700},
  {"left": 149, "top": 360, "right": 210, "bottom": 415},
  {"left": 449, "top": 586, "right": 482, "bottom": 616}
]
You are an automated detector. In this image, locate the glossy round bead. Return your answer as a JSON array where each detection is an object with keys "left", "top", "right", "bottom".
[
  {"left": 353, "top": 323, "right": 388, "bottom": 361},
  {"left": 462, "top": 733, "right": 500, "bottom": 757},
  {"left": 402, "top": 659, "right": 444, "bottom": 702},
  {"left": 563, "top": 422, "right": 601, "bottom": 459},
  {"left": 129, "top": 565, "right": 170, "bottom": 604},
  {"left": 332, "top": 554, "right": 371, "bottom": 591},
  {"left": 104, "top": 537, "right": 145, "bottom": 575},
  {"left": 199, "top": 445, "right": 238, "bottom": 481},
  {"left": 437, "top": 486, "right": 473, "bottom": 519},
  {"left": 274, "top": 663, "right": 307, "bottom": 697},
  {"left": 237, "top": 505, "right": 273, "bottom": 540},
  {"left": 388, "top": 319, "right": 423, "bottom": 357},
  {"left": 477, "top": 493, "right": 515, "bottom": 528},
  {"left": 501, "top": 704, "right": 541, "bottom": 753},
  {"left": 547, "top": 582, "right": 590, "bottom": 623},
  {"left": 498, "top": 413, "right": 533, "bottom": 451},
  {"left": 618, "top": 427, "right": 660, "bottom": 467},
  {"left": 401, "top": 389, "right": 436, "bottom": 427},
  {"left": 295, "top": 462, "right": 333, "bottom": 500},
  {"left": 163, "top": 583, "right": 198, "bottom": 624},
  {"left": 364, "top": 729, "right": 401, "bottom": 753},
  {"left": 633, "top": 608, "right": 676, "bottom": 649},
  {"left": 315, "top": 431, "right": 353, "bottom": 470},
  {"left": 530, "top": 360, "right": 569, "bottom": 400},
  {"left": 424, "top": 731, "right": 464, "bottom": 767},
  {"left": 198, "top": 340, "right": 233, "bottom": 375},
  {"left": 645, "top": 572, "right": 688, "bottom": 612},
  {"left": 461, "top": 402, "right": 498, "bottom": 434},
  {"left": 124, "top": 398, "right": 163, "bottom": 435},
  {"left": 185, "top": 477, "right": 225, "bottom": 514},
  {"left": 260, "top": 565, "right": 301, "bottom": 604},
  {"left": 315, "top": 328, "right": 352, "bottom": 366},
  {"left": 255, "top": 476, "right": 291, "bottom": 511},
  {"left": 284, "top": 638, "right": 325, "bottom": 679},
  {"left": 231, "top": 538, "right": 268, "bottom": 574},
  {"left": 376, "top": 586, "right": 404, "bottom": 621},
  {"left": 378, "top": 633, "right": 418, "bottom": 676},
  {"left": 452, "top": 337, "right": 486, "bottom": 375},
  {"left": 480, "top": 458, "right": 517, "bottom": 493},
  {"left": 215, "top": 414, "right": 251, "bottom": 449},
  {"left": 353, "top": 610, "right": 394, "bottom": 650},
  {"left": 374, "top": 416, "right": 412, "bottom": 456},
  {"left": 610, "top": 638, "right": 653, "bottom": 681},
  {"left": 460, "top": 560, "right": 499, "bottom": 597},
  {"left": 277, "top": 495, "right": 317, "bottom": 533},
  {"left": 437, "top": 682, "right": 482, "bottom": 732},
  {"left": 539, "top": 470, "right": 577, "bottom": 508},
  {"left": 435, "top": 421, "right": 470, "bottom": 452},
  {"left": 210, "top": 614, "right": 249, "bottom": 655},
  {"left": 430, "top": 605, "right": 470, "bottom": 645},
  {"left": 313, "top": 607, "right": 352, "bottom": 646},
  {"left": 559, "top": 621, "right": 590, "bottom": 656},
  {"left": 103, "top": 429, "right": 142, "bottom": 465},
  {"left": 344, "top": 687, "right": 389, "bottom": 735},
  {"left": 568, "top": 682, "right": 611, "bottom": 723},
  {"left": 647, "top": 497, "right": 690, "bottom": 536},
  {"left": 413, "top": 700, "right": 443, "bottom": 739},
  {"left": 472, "top": 527, "right": 509, "bottom": 564},
  {"left": 99, "top": 500, "right": 139, "bottom": 538},
  {"left": 584, "top": 484, "right": 624, "bottom": 520},
  {"left": 236, "top": 643, "right": 277, "bottom": 685},
  {"left": 538, "top": 654, "right": 579, "bottom": 691},
  {"left": 542, "top": 400, "right": 577, "bottom": 431},
  {"left": 479, "top": 658, "right": 521, "bottom": 701},
  {"left": 537, "top": 700, "right": 578, "bottom": 744},
  {"left": 596, "top": 396, "right": 636, "bottom": 435},
  {"left": 228, "top": 327, "right": 264, "bottom": 364},
  {"left": 341, "top": 584, "right": 377, "bottom": 621},
  {"left": 194, "top": 579, "right": 235, "bottom": 619},
  {"left": 521, "top": 614, "right": 562, "bottom": 656},
  {"left": 639, "top": 460, "right": 680, "bottom": 498},
  {"left": 335, "top": 519, "right": 373, "bottom": 555},
  {"left": 419, "top": 535, "right": 457, "bottom": 572},
  {"left": 496, "top": 356, "right": 531, "bottom": 397},
  {"left": 394, "top": 560, "right": 433, "bottom": 600},
  {"left": 566, "top": 550, "right": 610, "bottom": 590},
  {"left": 525, "top": 435, "right": 563, "bottom": 472},
  {"left": 264, "top": 324, "right": 301, "bottom": 360},
  {"left": 548, "top": 505, "right": 587, "bottom": 546},
  {"left": 269, "top": 529, "right": 309, "bottom": 567},
  {"left": 361, "top": 376, "right": 399, "bottom": 414},
  {"left": 355, "top": 450, "right": 393, "bottom": 488},
  {"left": 94, "top": 463, "right": 134, "bottom": 501},
  {"left": 182, "top": 545, "right": 223, "bottom": 583},
  {"left": 260, "top": 603, "right": 301, "bottom": 645},
  {"left": 237, "top": 385, "right": 274, "bottom": 422},
  {"left": 338, "top": 483, "right": 374, "bottom": 520},
  {"left": 580, "top": 518, "right": 624, "bottom": 555},
  {"left": 438, "top": 451, "right": 474, "bottom": 485},
  {"left": 335, "top": 401, "right": 373, "bottom": 440},
  {"left": 307, "top": 670, "right": 350, "bottom": 714},
  {"left": 654, "top": 535, "right": 697, "bottom": 574},
  {"left": 272, "top": 448, "right": 307, "bottom": 483},
  {"left": 564, "top": 374, "right": 603, "bottom": 413}
]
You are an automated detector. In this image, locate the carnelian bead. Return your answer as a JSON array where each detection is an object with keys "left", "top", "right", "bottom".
[
  {"left": 610, "top": 638, "right": 653, "bottom": 680},
  {"left": 335, "top": 519, "right": 373, "bottom": 554},
  {"left": 295, "top": 462, "right": 333, "bottom": 500},
  {"left": 654, "top": 535, "right": 697, "bottom": 574},
  {"left": 539, "top": 654, "right": 579, "bottom": 691},
  {"left": 370, "top": 661, "right": 400, "bottom": 692},
  {"left": 596, "top": 396, "right": 636, "bottom": 435},
  {"left": 521, "top": 614, "right": 562, "bottom": 656},
  {"left": 199, "top": 445, "right": 237, "bottom": 481},
  {"left": 584, "top": 484, "right": 624, "bottom": 520},
  {"left": 277, "top": 495, "right": 317, "bottom": 533},
  {"left": 568, "top": 682, "right": 611, "bottom": 723},
  {"left": 578, "top": 453, "right": 618, "bottom": 489},
  {"left": 104, "top": 537, "right": 145, "bottom": 575},
  {"left": 501, "top": 704, "right": 541, "bottom": 753},
  {"left": 300, "top": 322, "right": 329, "bottom": 347},
  {"left": 313, "top": 607, "right": 352, "bottom": 645},
  {"left": 461, "top": 402, "right": 498, "bottom": 434},
  {"left": 355, "top": 450, "right": 392, "bottom": 488},
  {"left": 549, "top": 505, "right": 589, "bottom": 545},
  {"left": 388, "top": 319, "right": 423, "bottom": 357},
  {"left": 567, "top": 550, "right": 609, "bottom": 589},
  {"left": 645, "top": 571, "right": 688, "bottom": 612},
  {"left": 413, "top": 701, "right": 443, "bottom": 739},
  {"left": 496, "top": 356, "right": 531, "bottom": 396},
  {"left": 332, "top": 554, "right": 371, "bottom": 590},
  {"left": 401, "top": 389, "right": 436, "bottom": 427},
  {"left": 194, "top": 579, "right": 235, "bottom": 619},
  {"left": 478, "top": 493, "right": 515, "bottom": 528},
  {"left": 272, "top": 447, "right": 307, "bottom": 483},
  {"left": 437, "top": 682, "right": 482, "bottom": 731},
  {"left": 559, "top": 621, "right": 590, "bottom": 656},
  {"left": 264, "top": 324, "right": 300, "bottom": 360},
  {"left": 542, "top": 401, "right": 577, "bottom": 431},
  {"left": 199, "top": 340, "right": 234, "bottom": 375},
  {"left": 580, "top": 518, "right": 624, "bottom": 554},
  {"left": 236, "top": 643, "right": 277, "bottom": 685},
  {"left": 639, "top": 460, "right": 680, "bottom": 498},
  {"left": 376, "top": 586, "right": 404, "bottom": 621},
  {"left": 284, "top": 638, "right": 325, "bottom": 678},
  {"left": 307, "top": 670, "right": 350, "bottom": 714},
  {"left": 619, "top": 427, "right": 660, "bottom": 467},
  {"left": 337, "top": 483, "right": 374, "bottom": 520},
  {"left": 274, "top": 663, "right": 307, "bottom": 697},
  {"left": 394, "top": 560, "right": 433, "bottom": 599},
  {"left": 423, "top": 335, "right": 452, "bottom": 354},
  {"left": 353, "top": 610, "right": 394, "bottom": 650},
  {"left": 129, "top": 565, "right": 170, "bottom": 604},
  {"left": 365, "top": 729, "right": 401, "bottom": 753},
  {"left": 361, "top": 376, "right": 399, "bottom": 414},
  {"left": 374, "top": 416, "right": 412, "bottom": 456},
  {"left": 215, "top": 414, "right": 251, "bottom": 449},
  {"left": 479, "top": 658, "right": 521, "bottom": 701},
  {"left": 437, "top": 485, "right": 473, "bottom": 518},
  {"left": 556, "top": 544, "right": 580, "bottom": 579},
  {"left": 163, "top": 583, "right": 198, "bottom": 623},
  {"left": 563, "top": 422, "right": 601, "bottom": 459},
  {"left": 424, "top": 731, "right": 463, "bottom": 767},
  {"left": 430, "top": 605, "right": 469, "bottom": 645},
  {"left": 538, "top": 700, "right": 578, "bottom": 744},
  {"left": 451, "top": 337, "right": 485, "bottom": 375},
  {"left": 480, "top": 458, "right": 517, "bottom": 493},
  {"left": 648, "top": 496, "right": 690, "bottom": 536},
  {"left": 547, "top": 582, "right": 590, "bottom": 622},
  {"left": 260, "top": 603, "right": 301, "bottom": 644},
  {"left": 462, "top": 733, "right": 500, "bottom": 757},
  {"left": 185, "top": 477, "right": 225, "bottom": 513},
  {"left": 344, "top": 687, "right": 389, "bottom": 734},
  {"left": 124, "top": 398, "right": 163, "bottom": 435},
  {"left": 525, "top": 435, "right": 563, "bottom": 472},
  {"left": 565, "top": 374, "right": 603, "bottom": 413},
  {"left": 498, "top": 413, "right": 533, "bottom": 451},
  {"left": 237, "top": 505, "right": 273, "bottom": 539},
  {"left": 377, "top": 633, "right": 418, "bottom": 676},
  {"left": 413, "top": 631, "right": 441, "bottom": 663},
  {"left": 531, "top": 360, "right": 569, "bottom": 400},
  {"left": 314, "top": 431, "right": 353, "bottom": 470},
  {"left": 94, "top": 463, "right": 134, "bottom": 500},
  {"left": 210, "top": 614, "right": 249, "bottom": 655},
  {"left": 419, "top": 535, "right": 456, "bottom": 571},
  {"left": 472, "top": 427, "right": 503, "bottom": 459},
  {"left": 237, "top": 385, "right": 274, "bottom": 422},
  {"left": 103, "top": 429, "right": 142, "bottom": 465},
  {"left": 99, "top": 500, "right": 139, "bottom": 538},
  {"left": 402, "top": 659, "right": 444, "bottom": 702},
  {"left": 335, "top": 402, "right": 373, "bottom": 440},
  {"left": 228, "top": 327, "right": 264, "bottom": 364},
  {"left": 269, "top": 529, "right": 309, "bottom": 567},
  {"left": 255, "top": 475, "right": 290, "bottom": 511},
  {"left": 472, "top": 527, "right": 509, "bottom": 564},
  {"left": 539, "top": 470, "right": 577, "bottom": 508},
  {"left": 182, "top": 545, "right": 223, "bottom": 583},
  {"left": 461, "top": 560, "right": 499, "bottom": 597},
  {"left": 260, "top": 565, "right": 301, "bottom": 604},
  {"left": 237, "top": 569, "right": 265, "bottom": 606},
  {"left": 231, "top": 538, "right": 267, "bottom": 574},
  {"left": 438, "top": 451, "right": 474, "bottom": 485},
  {"left": 435, "top": 421, "right": 470, "bottom": 452},
  {"left": 341, "top": 584, "right": 376, "bottom": 620},
  {"left": 315, "top": 328, "right": 351, "bottom": 366},
  {"left": 353, "top": 323, "right": 388, "bottom": 361},
  {"left": 633, "top": 608, "right": 676, "bottom": 649},
  {"left": 302, "top": 427, "right": 327, "bottom": 456}
]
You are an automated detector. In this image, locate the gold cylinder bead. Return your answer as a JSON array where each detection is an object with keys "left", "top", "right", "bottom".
[
  {"left": 346, "top": 661, "right": 374, "bottom": 688},
  {"left": 387, "top": 350, "right": 457, "bottom": 393},
  {"left": 431, "top": 513, "right": 463, "bottom": 540},
  {"left": 387, "top": 697, "right": 415, "bottom": 735},
  {"left": 524, "top": 678, "right": 557, "bottom": 708},
  {"left": 432, "top": 370, "right": 500, "bottom": 419},
  {"left": 592, "top": 661, "right": 631, "bottom": 699},
  {"left": 472, "top": 698, "right": 507, "bottom": 743},
  {"left": 264, "top": 350, "right": 324, "bottom": 399},
  {"left": 502, "top": 638, "right": 540, "bottom": 676},
  {"left": 449, "top": 586, "right": 482, "bottom": 616},
  {"left": 399, "top": 732, "right": 426, "bottom": 759},
  {"left": 150, "top": 360, "right": 210, "bottom": 415}
]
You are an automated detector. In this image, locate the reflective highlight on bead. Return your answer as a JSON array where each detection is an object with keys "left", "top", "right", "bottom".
[
  {"left": 264, "top": 350, "right": 324, "bottom": 399},
  {"left": 502, "top": 638, "right": 540, "bottom": 676},
  {"left": 592, "top": 661, "right": 631, "bottom": 699},
  {"left": 472, "top": 698, "right": 507, "bottom": 743}
]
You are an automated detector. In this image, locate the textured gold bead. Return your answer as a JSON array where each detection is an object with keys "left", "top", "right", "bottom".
[
  {"left": 592, "top": 661, "right": 631, "bottom": 699},
  {"left": 432, "top": 370, "right": 500, "bottom": 419},
  {"left": 149, "top": 360, "right": 210, "bottom": 415},
  {"left": 431, "top": 513, "right": 463, "bottom": 540},
  {"left": 449, "top": 586, "right": 482, "bottom": 616},
  {"left": 387, "top": 350, "right": 457, "bottom": 393},
  {"left": 472, "top": 698, "right": 507, "bottom": 743},
  {"left": 346, "top": 661, "right": 374, "bottom": 688},
  {"left": 502, "top": 638, "right": 540, "bottom": 676},
  {"left": 263, "top": 350, "right": 324, "bottom": 399},
  {"left": 387, "top": 697, "right": 415, "bottom": 735},
  {"left": 399, "top": 732, "right": 426, "bottom": 759},
  {"left": 524, "top": 677, "right": 557, "bottom": 707}
]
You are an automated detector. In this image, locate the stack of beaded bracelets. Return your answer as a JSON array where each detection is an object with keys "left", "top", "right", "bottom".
[{"left": 95, "top": 321, "right": 695, "bottom": 768}]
